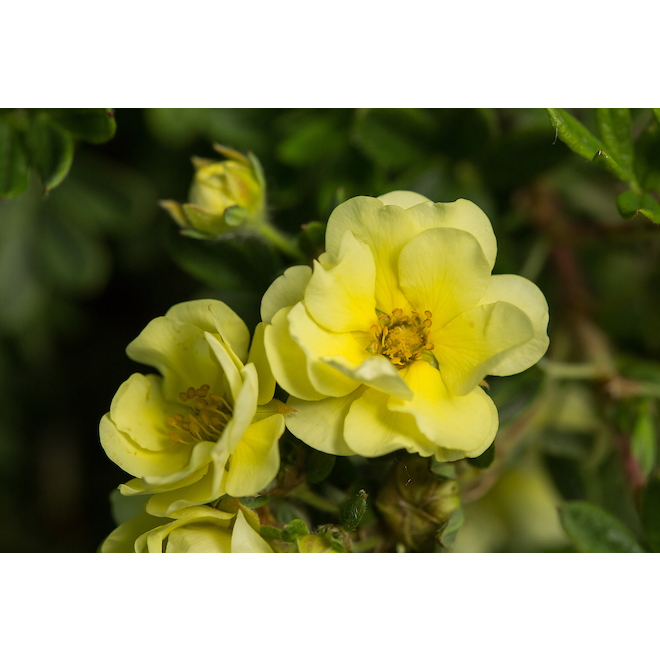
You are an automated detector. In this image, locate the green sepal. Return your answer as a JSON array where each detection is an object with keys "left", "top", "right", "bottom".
[
  {"left": 305, "top": 450, "right": 336, "bottom": 485},
  {"left": 437, "top": 508, "right": 464, "bottom": 549},
  {"left": 559, "top": 501, "right": 645, "bottom": 553},
  {"left": 239, "top": 494, "right": 270, "bottom": 510},
  {"left": 259, "top": 525, "right": 284, "bottom": 542},
  {"left": 616, "top": 190, "right": 660, "bottom": 223},
  {"left": 223, "top": 204, "right": 250, "bottom": 228},
  {"left": 47, "top": 108, "right": 116, "bottom": 143},
  {"left": 26, "top": 116, "right": 74, "bottom": 193},
  {"left": 339, "top": 489, "right": 368, "bottom": 532},
  {"left": 0, "top": 122, "right": 29, "bottom": 199},
  {"left": 281, "top": 518, "right": 310, "bottom": 542},
  {"left": 641, "top": 476, "right": 660, "bottom": 552},
  {"left": 466, "top": 442, "right": 495, "bottom": 469},
  {"left": 430, "top": 459, "right": 457, "bottom": 480},
  {"left": 247, "top": 151, "right": 267, "bottom": 192}
]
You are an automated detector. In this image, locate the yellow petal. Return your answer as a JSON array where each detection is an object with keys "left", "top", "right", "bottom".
[
  {"left": 432, "top": 300, "right": 534, "bottom": 395},
  {"left": 224, "top": 412, "right": 284, "bottom": 497},
  {"left": 476, "top": 274, "right": 550, "bottom": 376},
  {"left": 406, "top": 198, "right": 497, "bottom": 269},
  {"left": 377, "top": 190, "right": 432, "bottom": 209},
  {"left": 222, "top": 362, "right": 259, "bottom": 455},
  {"left": 398, "top": 227, "right": 491, "bottom": 329},
  {"left": 264, "top": 306, "right": 324, "bottom": 401},
  {"left": 205, "top": 332, "right": 243, "bottom": 402},
  {"left": 389, "top": 360, "right": 499, "bottom": 456},
  {"left": 109, "top": 373, "right": 186, "bottom": 453},
  {"left": 231, "top": 510, "right": 273, "bottom": 553},
  {"left": 304, "top": 230, "right": 377, "bottom": 333},
  {"left": 320, "top": 355, "right": 413, "bottom": 400},
  {"left": 247, "top": 321, "right": 276, "bottom": 405},
  {"left": 324, "top": 196, "right": 417, "bottom": 312},
  {"left": 99, "top": 413, "right": 190, "bottom": 479},
  {"left": 100, "top": 513, "right": 163, "bottom": 553},
  {"left": 287, "top": 302, "right": 364, "bottom": 398},
  {"left": 126, "top": 316, "right": 224, "bottom": 401},
  {"left": 261, "top": 265, "right": 312, "bottom": 324},
  {"left": 165, "top": 523, "right": 233, "bottom": 553},
  {"left": 165, "top": 299, "right": 250, "bottom": 363},
  {"left": 343, "top": 387, "right": 437, "bottom": 457},
  {"left": 286, "top": 389, "right": 364, "bottom": 456},
  {"left": 145, "top": 466, "right": 220, "bottom": 516}
]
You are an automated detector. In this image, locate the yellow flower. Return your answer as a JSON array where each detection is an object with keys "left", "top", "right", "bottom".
[
  {"left": 262, "top": 191, "right": 549, "bottom": 461},
  {"left": 100, "top": 506, "right": 273, "bottom": 553},
  {"left": 160, "top": 144, "right": 266, "bottom": 238},
  {"left": 100, "top": 299, "right": 285, "bottom": 516}
]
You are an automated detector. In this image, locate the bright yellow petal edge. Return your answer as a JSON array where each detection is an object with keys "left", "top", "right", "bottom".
[
  {"left": 100, "top": 299, "right": 287, "bottom": 517},
  {"left": 100, "top": 506, "right": 273, "bottom": 553},
  {"left": 262, "top": 192, "right": 549, "bottom": 462}
]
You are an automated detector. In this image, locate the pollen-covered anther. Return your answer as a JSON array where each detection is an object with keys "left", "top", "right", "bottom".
[
  {"left": 370, "top": 308, "right": 435, "bottom": 368},
  {"left": 167, "top": 384, "right": 233, "bottom": 445}
]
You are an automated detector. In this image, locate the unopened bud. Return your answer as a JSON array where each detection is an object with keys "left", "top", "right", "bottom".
[{"left": 376, "top": 454, "right": 461, "bottom": 550}]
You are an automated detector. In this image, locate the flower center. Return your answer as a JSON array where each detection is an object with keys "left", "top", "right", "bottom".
[
  {"left": 369, "top": 308, "right": 434, "bottom": 367},
  {"left": 165, "top": 384, "right": 233, "bottom": 445}
]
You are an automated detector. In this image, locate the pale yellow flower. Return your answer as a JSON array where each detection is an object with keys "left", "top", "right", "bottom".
[
  {"left": 100, "top": 299, "right": 284, "bottom": 516},
  {"left": 262, "top": 191, "right": 549, "bottom": 461},
  {"left": 100, "top": 506, "right": 273, "bottom": 553}
]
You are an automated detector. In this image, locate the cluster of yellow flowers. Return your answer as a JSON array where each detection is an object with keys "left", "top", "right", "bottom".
[{"left": 100, "top": 160, "right": 549, "bottom": 552}]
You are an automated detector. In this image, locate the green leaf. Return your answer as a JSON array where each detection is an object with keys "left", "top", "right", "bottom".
[
  {"left": 339, "top": 489, "right": 368, "bottom": 532},
  {"left": 546, "top": 109, "right": 630, "bottom": 183},
  {"left": 633, "top": 121, "right": 660, "bottom": 193},
  {"left": 653, "top": 109, "right": 660, "bottom": 125},
  {"left": 547, "top": 108, "right": 604, "bottom": 161},
  {"left": 47, "top": 109, "right": 116, "bottom": 143},
  {"left": 305, "top": 450, "right": 336, "bottom": 485},
  {"left": 0, "top": 122, "right": 29, "bottom": 199},
  {"left": 466, "top": 442, "right": 495, "bottom": 469},
  {"left": 631, "top": 401, "right": 657, "bottom": 477},
  {"left": 438, "top": 508, "right": 464, "bottom": 549},
  {"left": 281, "top": 519, "right": 310, "bottom": 542},
  {"left": 641, "top": 476, "right": 660, "bottom": 552},
  {"left": 559, "top": 501, "right": 645, "bottom": 553},
  {"left": 595, "top": 108, "right": 635, "bottom": 182},
  {"left": 616, "top": 190, "right": 660, "bottom": 223},
  {"left": 26, "top": 116, "right": 74, "bottom": 192}
]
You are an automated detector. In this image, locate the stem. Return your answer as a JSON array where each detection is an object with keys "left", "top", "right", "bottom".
[
  {"left": 288, "top": 484, "right": 340, "bottom": 514},
  {"left": 258, "top": 221, "right": 305, "bottom": 261}
]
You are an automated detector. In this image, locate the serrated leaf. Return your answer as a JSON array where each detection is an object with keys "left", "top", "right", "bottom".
[
  {"left": 559, "top": 501, "right": 645, "bottom": 553},
  {"left": 26, "top": 116, "right": 74, "bottom": 192},
  {"left": 47, "top": 108, "right": 116, "bottom": 143},
  {"left": 340, "top": 490, "right": 368, "bottom": 532},
  {"left": 616, "top": 190, "right": 660, "bottom": 222},
  {"left": 641, "top": 477, "right": 660, "bottom": 552},
  {"left": 467, "top": 442, "right": 495, "bottom": 469},
  {"left": 631, "top": 402, "right": 657, "bottom": 477},
  {"left": 596, "top": 108, "right": 635, "bottom": 182},
  {"left": 0, "top": 122, "right": 29, "bottom": 199},
  {"left": 547, "top": 109, "right": 631, "bottom": 183}
]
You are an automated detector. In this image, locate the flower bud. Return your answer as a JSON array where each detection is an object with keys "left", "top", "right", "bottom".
[
  {"left": 376, "top": 454, "right": 461, "bottom": 551},
  {"left": 160, "top": 144, "right": 266, "bottom": 239}
]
